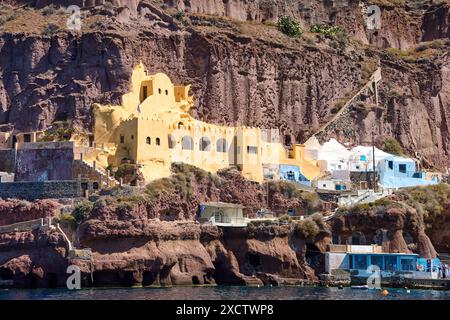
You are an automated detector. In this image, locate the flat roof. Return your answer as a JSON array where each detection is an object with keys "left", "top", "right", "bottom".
[{"left": 200, "top": 202, "right": 245, "bottom": 209}]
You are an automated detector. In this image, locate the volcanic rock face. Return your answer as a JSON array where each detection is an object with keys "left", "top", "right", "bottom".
[
  {"left": 75, "top": 219, "right": 318, "bottom": 287},
  {"left": 0, "top": 228, "right": 68, "bottom": 287},
  {"left": 0, "top": 1, "right": 449, "bottom": 168},
  {"left": 330, "top": 201, "right": 438, "bottom": 258},
  {"left": 0, "top": 199, "right": 60, "bottom": 225}
]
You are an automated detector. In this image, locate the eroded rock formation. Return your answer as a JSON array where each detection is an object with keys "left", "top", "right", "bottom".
[
  {"left": 330, "top": 200, "right": 438, "bottom": 258},
  {"left": 0, "top": 1, "right": 449, "bottom": 169}
]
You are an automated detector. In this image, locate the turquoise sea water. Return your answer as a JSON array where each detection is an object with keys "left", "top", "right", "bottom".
[{"left": 0, "top": 286, "right": 449, "bottom": 300}]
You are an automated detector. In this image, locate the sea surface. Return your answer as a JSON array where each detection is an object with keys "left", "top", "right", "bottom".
[{"left": 0, "top": 286, "right": 449, "bottom": 300}]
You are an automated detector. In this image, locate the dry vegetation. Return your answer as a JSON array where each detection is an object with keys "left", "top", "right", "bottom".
[
  {"left": 0, "top": 4, "right": 111, "bottom": 34},
  {"left": 383, "top": 39, "right": 449, "bottom": 62}
]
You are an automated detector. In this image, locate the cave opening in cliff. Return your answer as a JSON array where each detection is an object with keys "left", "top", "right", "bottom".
[
  {"left": 93, "top": 271, "right": 134, "bottom": 287},
  {"left": 159, "top": 265, "right": 173, "bottom": 284},
  {"left": 24, "top": 273, "right": 38, "bottom": 288},
  {"left": 305, "top": 243, "right": 324, "bottom": 274},
  {"left": 349, "top": 232, "right": 367, "bottom": 245},
  {"left": 142, "top": 271, "right": 156, "bottom": 286},
  {"left": 246, "top": 253, "right": 261, "bottom": 270},
  {"left": 0, "top": 267, "right": 13, "bottom": 280},
  {"left": 192, "top": 276, "right": 200, "bottom": 285},
  {"left": 47, "top": 273, "right": 58, "bottom": 288},
  {"left": 120, "top": 272, "right": 134, "bottom": 287}
]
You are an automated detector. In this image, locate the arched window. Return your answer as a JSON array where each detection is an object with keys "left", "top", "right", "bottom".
[
  {"left": 199, "top": 137, "right": 211, "bottom": 151},
  {"left": 165, "top": 89, "right": 168, "bottom": 95},
  {"left": 158, "top": 88, "right": 161, "bottom": 94},
  {"left": 146, "top": 137, "right": 151, "bottom": 145},
  {"left": 182, "top": 136, "right": 193, "bottom": 150},
  {"left": 168, "top": 134, "right": 175, "bottom": 149},
  {"left": 156, "top": 137, "right": 160, "bottom": 146},
  {"left": 216, "top": 138, "right": 228, "bottom": 152},
  {"left": 177, "top": 122, "right": 184, "bottom": 129}
]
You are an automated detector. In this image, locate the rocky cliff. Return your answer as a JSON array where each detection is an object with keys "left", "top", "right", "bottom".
[
  {"left": 1, "top": 180, "right": 448, "bottom": 287},
  {"left": 0, "top": 207, "right": 327, "bottom": 287},
  {"left": 0, "top": 1, "right": 449, "bottom": 169}
]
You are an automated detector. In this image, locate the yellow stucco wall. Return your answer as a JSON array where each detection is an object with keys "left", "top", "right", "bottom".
[{"left": 91, "top": 63, "right": 322, "bottom": 183}]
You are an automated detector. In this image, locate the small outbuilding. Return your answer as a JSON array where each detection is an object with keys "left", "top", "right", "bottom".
[{"left": 197, "top": 202, "right": 247, "bottom": 227}]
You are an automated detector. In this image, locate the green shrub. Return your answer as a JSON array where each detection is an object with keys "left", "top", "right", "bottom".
[
  {"left": 310, "top": 24, "right": 345, "bottom": 37},
  {"left": 145, "top": 177, "right": 174, "bottom": 199},
  {"left": 295, "top": 219, "right": 320, "bottom": 240},
  {"left": 6, "top": 13, "right": 17, "bottom": 21},
  {"left": 42, "top": 5, "right": 56, "bottom": 16},
  {"left": 72, "top": 201, "right": 93, "bottom": 224},
  {"left": 405, "top": 184, "right": 450, "bottom": 222},
  {"left": 114, "top": 163, "right": 136, "bottom": 180},
  {"left": 277, "top": 16, "right": 302, "bottom": 38},
  {"left": 60, "top": 213, "right": 76, "bottom": 224},
  {"left": 43, "top": 23, "right": 60, "bottom": 35},
  {"left": 173, "top": 10, "right": 185, "bottom": 20},
  {"left": 279, "top": 214, "right": 292, "bottom": 223},
  {"left": 382, "top": 137, "right": 404, "bottom": 156},
  {"left": 331, "top": 106, "right": 341, "bottom": 114},
  {"left": 415, "top": 41, "right": 440, "bottom": 52},
  {"left": 386, "top": 48, "right": 409, "bottom": 58}
]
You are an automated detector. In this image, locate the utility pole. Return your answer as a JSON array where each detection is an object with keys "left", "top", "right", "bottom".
[{"left": 372, "top": 131, "right": 377, "bottom": 192}]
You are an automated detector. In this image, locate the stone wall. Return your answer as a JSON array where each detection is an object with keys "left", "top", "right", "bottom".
[
  {"left": 0, "top": 181, "right": 82, "bottom": 200},
  {"left": 15, "top": 142, "right": 74, "bottom": 182},
  {"left": 0, "top": 149, "right": 15, "bottom": 173},
  {"left": 350, "top": 171, "right": 378, "bottom": 190}
]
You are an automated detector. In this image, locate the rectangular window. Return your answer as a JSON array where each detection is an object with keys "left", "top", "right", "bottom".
[
  {"left": 353, "top": 255, "right": 367, "bottom": 270},
  {"left": 24, "top": 134, "right": 31, "bottom": 143},
  {"left": 370, "top": 255, "right": 383, "bottom": 269},
  {"left": 400, "top": 258, "right": 415, "bottom": 271},
  {"left": 360, "top": 155, "right": 367, "bottom": 161},
  {"left": 120, "top": 135, "right": 125, "bottom": 144},
  {"left": 399, "top": 164, "right": 407, "bottom": 173},
  {"left": 385, "top": 256, "right": 397, "bottom": 272},
  {"left": 143, "top": 86, "right": 148, "bottom": 99},
  {"left": 388, "top": 161, "right": 393, "bottom": 170},
  {"left": 247, "top": 146, "right": 258, "bottom": 154}
]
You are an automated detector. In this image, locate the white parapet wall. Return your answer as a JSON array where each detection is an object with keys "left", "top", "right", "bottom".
[{"left": 325, "top": 252, "right": 350, "bottom": 274}]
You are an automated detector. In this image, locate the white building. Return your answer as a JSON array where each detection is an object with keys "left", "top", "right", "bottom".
[
  {"left": 349, "top": 145, "right": 391, "bottom": 172},
  {"left": 316, "top": 139, "right": 351, "bottom": 172}
]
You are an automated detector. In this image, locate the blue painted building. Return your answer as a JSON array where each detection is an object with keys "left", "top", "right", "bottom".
[
  {"left": 348, "top": 253, "right": 418, "bottom": 272},
  {"left": 279, "top": 164, "right": 311, "bottom": 187},
  {"left": 377, "top": 155, "right": 437, "bottom": 189}
]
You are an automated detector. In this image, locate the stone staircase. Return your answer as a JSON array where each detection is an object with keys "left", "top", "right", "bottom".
[
  {"left": 313, "top": 67, "right": 382, "bottom": 143},
  {"left": 73, "top": 159, "right": 119, "bottom": 188}
]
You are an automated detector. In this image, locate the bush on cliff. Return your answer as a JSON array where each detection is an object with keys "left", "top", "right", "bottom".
[
  {"left": 145, "top": 163, "right": 209, "bottom": 200},
  {"left": 294, "top": 219, "right": 320, "bottom": 240},
  {"left": 43, "top": 23, "right": 59, "bottom": 35},
  {"left": 382, "top": 137, "right": 404, "bottom": 156},
  {"left": 268, "top": 180, "right": 321, "bottom": 214},
  {"left": 403, "top": 184, "right": 450, "bottom": 223},
  {"left": 277, "top": 16, "right": 302, "bottom": 38},
  {"left": 72, "top": 201, "right": 93, "bottom": 224},
  {"left": 310, "top": 24, "right": 345, "bottom": 38}
]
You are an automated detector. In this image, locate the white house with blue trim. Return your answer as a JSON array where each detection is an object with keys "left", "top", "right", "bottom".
[{"left": 377, "top": 155, "right": 438, "bottom": 188}]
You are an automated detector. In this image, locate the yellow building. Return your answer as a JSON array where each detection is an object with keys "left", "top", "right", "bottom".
[{"left": 90, "top": 63, "right": 321, "bottom": 184}]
